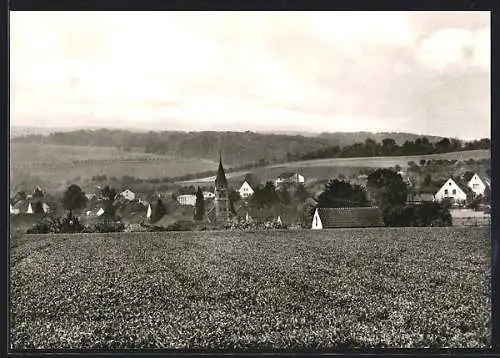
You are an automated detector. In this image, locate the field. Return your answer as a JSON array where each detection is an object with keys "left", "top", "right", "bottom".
[
  {"left": 11, "top": 227, "right": 490, "bottom": 350},
  {"left": 180, "top": 149, "right": 490, "bottom": 185},
  {"left": 10, "top": 143, "right": 218, "bottom": 190}
]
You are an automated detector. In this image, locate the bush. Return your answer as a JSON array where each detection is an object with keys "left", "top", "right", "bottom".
[
  {"left": 386, "top": 202, "right": 452, "bottom": 227},
  {"left": 27, "top": 214, "right": 85, "bottom": 234},
  {"left": 92, "top": 221, "right": 125, "bottom": 233}
]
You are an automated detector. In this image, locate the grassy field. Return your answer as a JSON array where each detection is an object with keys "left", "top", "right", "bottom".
[
  {"left": 11, "top": 227, "right": 490, "bottom": 349},
  {"left": 180, "top": 149, "right": 490, "bottom": 185},
  {"left": 10, "top": 143, "right": 218, "bottom": 190}
]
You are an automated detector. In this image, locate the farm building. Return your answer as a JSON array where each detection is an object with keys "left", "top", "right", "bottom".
[
  {"left": 238, "top": 180, "right": 255, "bottom": 199},
  {"left": 434, "top": 177, "right": 472, "bottom": 205},
  {"left": 33, "top": 185, "right": 45, "bottom": 197},
  {"left": 274, "top": 172, "right": 305, "bottom": 189},
  {"left": 450, "top": 208, "right": 491, "bottom": 227},
  {"left": 311, "top": 207, "right": 384, "bottom": 229},
  {"left": 466, "top": 173, "right": 490, "bottom": 197},
  {"left": 120, "top": 189, "right": 136, "bottom": 201},
  {"left": 177, "top": 194, "right": 197, "bottom": 206}
]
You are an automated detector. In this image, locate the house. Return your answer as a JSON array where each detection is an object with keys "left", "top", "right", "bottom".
[
  {"left": 203, "top": 191, "right": 215, "bottom": 200},
  {"left": 10, "top": 204, "right": 20, "bottom": 215},
  {"left": 274, "top": 172, "right": 305, "bottom": 188},
  {"left": 96, "top": 208, "right": 105, "bottom": 216},
  {"left": 311, "top": 207, "right": 384, "bottom": 229},
  {"left": 85, "top": 193, "right": 97, "bottom": 201},
  {"left": 466, "top": 173, "right": 490, "bottom": 197},
  {"left": 434, "top": 177, "right": 471, "bottom": 205},
  {"left": 238, "top": 181, "right": 255, "bottom": 199},
  {"left": 120, "top": 189, "right": 136, "bottom": 201},
  {"left": 177, "top": 194, "right": 197, "bottom": 206}
]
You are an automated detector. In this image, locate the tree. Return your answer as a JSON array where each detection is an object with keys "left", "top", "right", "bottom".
[
  {"left": 194, "top": 187, "right": 205, "bottom": 221},
  {"left": 13, "top": 191, "right": 27, "bottom": 203},
  {"left": 62, "top": 184, "right": 88, "bottom": 216},
  {"left": 366, "top": 169, "right": 408, "bottom": 225},
  {"left": 100, "top": 185, "right": 117, "bottom": 201},
  {"left": 152, "top": 199, "right": 166, "bottom": 223},
  {"left": 278, "top": 186, "right": 292, "bottom": 205},
  {"left": 424, "top": 174, "right": 432, "bottom": 186},
  {"left": 317, "top": 179, "right": 369, "bottom": 208},
  {"left": 382, "top": 138, "right": 397, "bottom": 156},
  {"left": 228, "top": 189, "right": 241, "bottom": 204},
  {"left": 295, "top": 184, "right": 310, "bottom": 202}
]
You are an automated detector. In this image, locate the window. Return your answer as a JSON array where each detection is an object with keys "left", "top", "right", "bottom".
[
  {"left": 444, "top": 189, "right": 448, "bottom": 195},
  {"left": 449, "top": 182, "right": 452, "bottom": 186},
  {"left": 452, "top": 189, "right": 456, "bottom": 195}
]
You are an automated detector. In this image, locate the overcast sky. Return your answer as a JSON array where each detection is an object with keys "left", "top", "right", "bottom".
[{"left": 10, "top": 11, "right": 490, "bottom": 139}]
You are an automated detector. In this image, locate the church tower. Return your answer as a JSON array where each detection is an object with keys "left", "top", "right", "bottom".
[{"left": 214, "top": 151, "right": 230, "bottom": 221}]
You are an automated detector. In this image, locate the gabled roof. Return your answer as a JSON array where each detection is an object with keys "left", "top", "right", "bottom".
[
  {"left": 238, "top": 180, "right": 255, "bottom": 191},
  {"left": 215, "top": 152, "right": 228, "bottom": 189},
  {"left": 316, "top": 207, "right": 384, "bottom": 228},
  {"left": 446, "top": 176, "right": 473, "bottom": 197}
]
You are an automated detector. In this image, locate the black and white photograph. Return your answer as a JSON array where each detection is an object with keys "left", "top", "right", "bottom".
[{"left": 9, "top": 11, "right": 491, "bottom": 350}]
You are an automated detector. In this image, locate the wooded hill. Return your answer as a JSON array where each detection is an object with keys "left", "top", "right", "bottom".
[{"left": 11, "top": 129, "right": 452, "bottom": 166}]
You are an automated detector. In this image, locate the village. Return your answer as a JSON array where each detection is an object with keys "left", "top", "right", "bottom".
[{"left": 9, "top": 152, "right": 491, "bottom": 235}]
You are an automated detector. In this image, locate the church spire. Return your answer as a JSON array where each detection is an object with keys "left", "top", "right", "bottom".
[{"left": 215, "top": 150, "right": 228, "bottom": 189}]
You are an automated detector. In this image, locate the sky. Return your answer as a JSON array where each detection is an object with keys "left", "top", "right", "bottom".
[{"left": 10, "top": 11, "right": 490, "bottom": 140}]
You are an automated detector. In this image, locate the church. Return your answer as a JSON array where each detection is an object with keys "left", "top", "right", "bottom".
[{"left": 207, "top": 152, "right": 232, "bottom": 223}]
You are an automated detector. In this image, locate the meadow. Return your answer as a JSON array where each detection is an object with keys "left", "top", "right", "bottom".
[
  {"left": 11, "top": 227, "right": 490, "bottom": 350},
  {"left": 10, "top": 143, "right": 218, "bottom": 191}
]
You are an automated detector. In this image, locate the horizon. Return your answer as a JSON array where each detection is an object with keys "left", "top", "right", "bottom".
[{"left": 10, "top": 11, "right": 490, "bottom": 140}]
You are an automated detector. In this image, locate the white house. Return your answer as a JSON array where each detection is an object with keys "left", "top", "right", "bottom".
[
  {"left": 10, "top": 204, "right": 20, "bottom": 215},
  {"left": 42, "top": 203, "right": 50, "bottom": 214},
  {"left": 274, "top": 172, "right": 305, "bottom": 188},
  {"left": 238, "top": 181, "right": 255, "bottom": 199},
  {"left": 96, "top": 208, "right": 105, "bottom": 216},
  {"left": 26, "top": 202, "right": 33, "bottom": 214},
  {"left": 203, "top": 191, "right": 215, "bottom": 200},
  {"left": 434, "top": 177, "right": 469, "bottom": 204},
  {"left": 467, "top": 173, "right": 490, "bottom": 197},
  {"left": 120, "top": 189, "right": 136, "bottom": 201},
  {"left": 177, "top": 194, "right": 197, "bottom": 206},
  {"left": 146, "top": 204, "right": 152, "bottom": 219}
]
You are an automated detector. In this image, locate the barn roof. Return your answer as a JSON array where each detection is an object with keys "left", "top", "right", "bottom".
[{"left": 316, "top": 207, "right": 384, "bottom": 228}]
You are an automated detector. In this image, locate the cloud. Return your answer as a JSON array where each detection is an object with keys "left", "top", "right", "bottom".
[{"left": 10, "top": 11, "right": 490, "bottom": 139}]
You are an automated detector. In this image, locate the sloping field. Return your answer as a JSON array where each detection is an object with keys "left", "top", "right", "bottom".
[
  {"left": 10, "top": 143, "right": 218, "bottom": 188},
  {"left": 180, "top": 149, "right": 490, "bottom": 185},
  {"left": 11, "top": 227, "right": 490, "bottom": 349}
]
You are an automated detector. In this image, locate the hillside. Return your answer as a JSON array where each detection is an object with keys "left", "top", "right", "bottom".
[
  {"left": 180, "top": 149, "right": 490, "bottom": 186},
  {"left": 11, "top": 128, "right": 450, "bottom": 166}
]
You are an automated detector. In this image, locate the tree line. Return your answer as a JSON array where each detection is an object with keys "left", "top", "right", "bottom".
[{"left": 297, "top": 137, "right": 490, "bottom": 161}]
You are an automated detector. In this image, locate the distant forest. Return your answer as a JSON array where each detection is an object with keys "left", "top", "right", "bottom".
[{"left": 11, "top": 129, "right": 490, "bottom": 167}]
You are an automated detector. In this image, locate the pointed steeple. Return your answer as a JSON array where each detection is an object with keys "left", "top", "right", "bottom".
[{"left": 215, "top": 151, "right": 228, "bottom": 189}]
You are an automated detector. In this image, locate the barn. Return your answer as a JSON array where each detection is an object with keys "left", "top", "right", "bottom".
[{"left": 311, "top": 207, "right": 384, "bottom": 229}]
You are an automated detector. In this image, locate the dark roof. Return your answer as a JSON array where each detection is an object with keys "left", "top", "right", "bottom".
[
  {"left": 316, "top": 207, "right": 384, "bottom": 228},
  {"left": 449, "top": 176, "right": 473, "bottom": 196},
  {"left": 411, "top": 193, "right": 435, "bottom": 202},
  {"left": 277, "top": 172, "right": 297, "bottom": 179},
  {"left": 463, "top": 172, "right": 475, "bottom": 183},
  {"left": 215, "top": 152, "right": 228, "bottom": 189}
]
